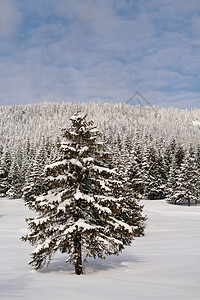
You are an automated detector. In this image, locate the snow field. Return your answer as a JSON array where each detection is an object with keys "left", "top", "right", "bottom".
[{"left": 0, "top": 198, "right": 200, "bottom": 300}]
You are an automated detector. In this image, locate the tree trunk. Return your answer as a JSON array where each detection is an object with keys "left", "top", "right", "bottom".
[{"left": 74, "top": 232, "right": 83, "bottom": 275}]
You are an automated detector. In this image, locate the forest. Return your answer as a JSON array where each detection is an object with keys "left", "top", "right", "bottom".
[{"left": 0, "top": 101, "right": 200, "bottom": 205}]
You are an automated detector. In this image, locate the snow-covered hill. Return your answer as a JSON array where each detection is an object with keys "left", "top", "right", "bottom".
[
  {"left": 0, "top": 198, "right": 199, "bottom": 300},
  {"left": 1, "top": 102, "right": 200, "bottom": 200},
  {"left": 1, "top": 102, "right": 200, "bottom": 150}
]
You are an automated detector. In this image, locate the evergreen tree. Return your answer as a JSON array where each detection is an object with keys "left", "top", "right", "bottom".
[
  {"left": 6, "top": 160, "right": 23, "bottom": 199},
  {"left": 22, "top": 113, "right": 146, "bottom": 275},
  {"left": 127, "top": 141, "right": 144, "bottom": 197},
  {"left": 167, "top": 151, "right": 199, "bottom": 206},
  {"left": 142, "top": 146, "right": 165, "bottom": 200},
  {"left": 196, "top": 144, "right": 200, "bottom": 171},
  {"left": 165, "top": 158, "right": 180, "bottom": 202},
  {"left": 175, "top": 144, "right": 185, "bottom": 168},
  {"left": 163, "top": 139, "right": 177, "bottom": 184},
  {"left": 140, "top": 147, "right": 150, "bottom": 197},
  {"left": 0, "top": 148, "right": 12, "bottom": 196},
  {"left": 23, "top": 151, "right": 47, "bottom": 202}
]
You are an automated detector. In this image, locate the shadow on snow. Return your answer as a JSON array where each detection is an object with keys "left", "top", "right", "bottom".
[{"left": 38, "top": 252, "right": 144, "bottom": 275}]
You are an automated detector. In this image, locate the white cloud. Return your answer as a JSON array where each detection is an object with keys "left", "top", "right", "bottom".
[
  {"left": 0, "top": 0, "right": 199, "bottom": 109},
  {"left": 0, "top": 0, "right": 21, "bottom": 38}
]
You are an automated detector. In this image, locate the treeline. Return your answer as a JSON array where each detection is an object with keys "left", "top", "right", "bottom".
[{"left": 0, "top": 101, "right": 200, "bottom": 205}]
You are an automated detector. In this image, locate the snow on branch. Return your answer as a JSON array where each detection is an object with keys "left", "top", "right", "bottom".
[
  {"left": 109, "top": 217, "right": 134, "bottom": 233},
  {"left": 58, "top": 199, "right": 72, "bottom": 211},
  {"left": 74, "top": 188, "right": 94, "bottom": 203},
  {"left": 79, "top": 146, "right": 88, "bottom": 155},
  {"left": 93, "top": 203, "right": 112, "bottom": 214},
  {"left": 82, "top": 157, "right": 94, "bottom": 164},
  {"left": 69, "top": 158, "right": 83, "bottom": 168},
  {"left": 47, "top": 175, "right": 69, "bottom": 182},
  {"left": 64, "top": 219, "right": 100, "bottom": 234},
  {"left": 32, "top": 238, "right": 51, "bottom": 254},
  {"left": 92, "top": 165, "right": 116, "bottom": 174},
  {"left": 45, "top": 159, "right": 68, "bottom": 170},
  {"left": 60, "top": 145, "right": 77, "bottom": 152},
  {"left": 70, "top": 113, "right": 84, "bottom": 121},
  {"left": 73, "top": 189, "right": 112, "bottom": 213},
  {"left": 30, "top": 217, "right": 48, "bottom": 226},
  {"left": 98, "top": 233, "right": 124, "bottom": 246}
]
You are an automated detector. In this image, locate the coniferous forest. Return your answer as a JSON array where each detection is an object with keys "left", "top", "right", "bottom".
[{"left": 0, "top": 101, "right": 200, "bottom": 205}]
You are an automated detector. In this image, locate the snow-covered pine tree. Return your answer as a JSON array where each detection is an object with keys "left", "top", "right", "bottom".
[
  {"left": 6, "top": 159, "right": 23, "bottom": 199},
  {"left": 167, "top": 151, "right": 199, "bottom": 206},
  {"left": 126, "top": 141, "right": 144, "bottom": 198},
  {"left": 165, "top": 157, "right": 180, "bottom": 203},
  {"left": 22, "top": 112, "right": 146, "bottom": 275},
  {"left": 23, "top": 151, "right": 48, "bottom": 202},
  {"left": 141, "top": 146, "right": 165, "bottom": 200},
  {"left": 163, "top": 139, "right": 177, "bottom": 184},
  {"left": 174, "top": 144, "right": 185, "bottom": 167},
  {"left": 196, "top": 144, "right": 200, "bottom": 171},
  {"left": 0, "top": 148, "right": 12, "bottom": 196}
]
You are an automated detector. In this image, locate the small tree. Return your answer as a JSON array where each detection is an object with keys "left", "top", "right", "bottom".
[
  {"left": 23, "top": 148, "right": 49, "bottom": 202},
  {"left": 167, "top": 151, "right": 199, "bottom": 206},
  {"left": 141, "top": 146, "right": 165, "bottom": 200},
  {"left": 22, "top": 113, "right": 146, "bottom": 275},
  {"left": 126, "top": 142, "right": 144, "bottom": 198},
  {"left": 6, "top": 160, "right": 23, "bottom": 199},
  {"left": 165, "top": 157, "right": 181, "bottom": 205},
  {"left": 0, "top": 148, "right": 12, "bottom": 196}
]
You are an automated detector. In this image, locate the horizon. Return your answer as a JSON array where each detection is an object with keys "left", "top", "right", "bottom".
[{"left": 0, "top": 99, "right": 199, "bottom": 112}]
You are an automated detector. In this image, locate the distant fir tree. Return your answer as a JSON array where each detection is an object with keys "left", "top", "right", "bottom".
[
  {"left": 174, "top": 144, "right": 185, "bottom": 168},
  {"left": 6, "top": 160, "right": 23, "bottom": 199},
  {"left": 196, "top": 144, "right": 200, "bottom": 171},
  {"left": 0, "top": 151, "right": 8, "bottom": 196},
  {"left": 22, "top": 113, "right": 146, "bottom": 275},
  {"left": 126, "top": 141, "right": 144, "bottom": 198},
  {"left": 167, "top": 151, "right": 199, "bottom": 206},
  {"left": 23, "top": 151, "right": 47, "bottom": 202},
  {"left": 0, "top": 148, "right": 12, "bottom": 196},
  {"left": 163, "top": 139, "right": 177, "bottom": 183},
  {"left": 165, "top": 158, "right": 180, "bottom": 201},
  {"left": 142, "top": 146, "right": 165, "bottom": 200}
]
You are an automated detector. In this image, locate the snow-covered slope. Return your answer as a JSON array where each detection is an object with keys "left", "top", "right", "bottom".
[{"left": 0, "top": 198, "right": 199, "bottom": 300}]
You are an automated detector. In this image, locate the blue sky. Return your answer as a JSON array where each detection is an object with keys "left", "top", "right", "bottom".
[{"left": 0, "top": 0, "right": 200, "bottom": 109}]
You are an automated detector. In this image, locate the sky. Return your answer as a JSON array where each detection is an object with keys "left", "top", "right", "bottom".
[{"left": 0, "top": 0, "right": 200, "bottom": 109}]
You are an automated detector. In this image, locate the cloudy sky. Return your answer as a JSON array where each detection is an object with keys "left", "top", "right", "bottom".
[{"left": 0, "top": 0, "right": 199, "bottom": 109}]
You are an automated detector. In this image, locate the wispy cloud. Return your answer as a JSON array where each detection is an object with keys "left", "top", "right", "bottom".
[
  {"left": 0, "top": 0, "right": 21, "bottom": 38},
  {"left": 0, "top": 0, "right": 199, "bottom": 108}
]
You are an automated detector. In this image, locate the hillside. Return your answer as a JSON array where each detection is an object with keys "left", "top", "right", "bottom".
[
  {"left": 1, "top": 102, "right": 200, "bottom": 149},
  {"left": 1, "top": 102, "right": 200, "bottom": 202}
]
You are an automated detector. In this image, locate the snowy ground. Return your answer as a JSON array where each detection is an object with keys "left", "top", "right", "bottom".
[{"left": 0, "top": 198, "right": 200, "bottom": 300}]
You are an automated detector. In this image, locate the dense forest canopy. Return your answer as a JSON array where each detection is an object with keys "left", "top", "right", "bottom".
[
  {"left": 0, "top": 101, "right": 200, "bottom": 203},
  {"left": 1, "top": 101, "right": 200, "bottom": 150}
]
